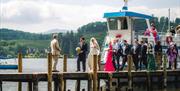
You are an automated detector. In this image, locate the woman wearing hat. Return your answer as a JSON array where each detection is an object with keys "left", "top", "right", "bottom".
[{"left": 166, "top": 42, "right": 178, "bottom": 70}]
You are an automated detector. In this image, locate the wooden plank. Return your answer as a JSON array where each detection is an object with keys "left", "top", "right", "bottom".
[
  {"left": 63, "top": 73, "right": 89, "bottom": 79},
  {"left": 0, "top": 70, "right": 180, "bottom": 83}
]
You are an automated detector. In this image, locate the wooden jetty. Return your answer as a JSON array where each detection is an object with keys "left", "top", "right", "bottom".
[{"left": 0, "top": 53, "right": 180, "bottom": 91}]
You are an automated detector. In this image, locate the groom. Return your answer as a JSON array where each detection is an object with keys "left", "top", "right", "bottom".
[{"left": 77, "top": 37, "right": 88, "bottom": 72}]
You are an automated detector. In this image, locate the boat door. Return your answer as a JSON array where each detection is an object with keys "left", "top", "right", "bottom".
[{"left": 106, "top": 16, "right": 134, "bottom": 44}]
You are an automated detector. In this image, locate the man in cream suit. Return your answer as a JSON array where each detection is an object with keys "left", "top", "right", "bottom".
[{"left": 51, "top": 34, "right": 61, "bottom": 72}]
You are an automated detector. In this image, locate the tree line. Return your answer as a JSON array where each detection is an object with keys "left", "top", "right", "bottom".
[{"left": 0, "top": 17, "right": 179, "bottom": 58}]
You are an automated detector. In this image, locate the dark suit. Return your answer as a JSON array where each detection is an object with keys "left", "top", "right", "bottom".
[
  {"left": 140, "top": 44, "right": 147, "bottom": 70},
  {"left": 154, "top": 44, "right": 162, "bottom": 69},
  {"left": 77, "top": 42, "right": 88, "bottom": 72},
  {"left": 112, "top": 43, "right": 122, "bottom": 71},
  {"left": 131, "top": 44, "right": 141, "bottom": 70},
  {"left": 120, "top": 44, "right": 131, "bottom": 70}
]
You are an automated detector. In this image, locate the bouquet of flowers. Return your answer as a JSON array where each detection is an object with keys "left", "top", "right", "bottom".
[{"left": 76, "top": 47, "right": 81, "bottom": 54}]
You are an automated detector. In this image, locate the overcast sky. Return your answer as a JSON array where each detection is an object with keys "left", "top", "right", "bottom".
[{"left": 0, "top": 0, "right": 180, "bottom": 33}]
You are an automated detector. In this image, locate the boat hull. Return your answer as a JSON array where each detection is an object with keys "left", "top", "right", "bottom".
[{"left": 0, "top": 65, "right": 18, "bottom": 69}]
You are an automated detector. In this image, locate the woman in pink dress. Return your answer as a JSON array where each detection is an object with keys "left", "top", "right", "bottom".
[{"left": 104, "top": 42, "right": 115, "bottom": 72}]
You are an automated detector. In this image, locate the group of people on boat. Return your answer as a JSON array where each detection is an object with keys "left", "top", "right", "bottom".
[{"left": 50, "top": 25, "right": 179, "bottom": 72}]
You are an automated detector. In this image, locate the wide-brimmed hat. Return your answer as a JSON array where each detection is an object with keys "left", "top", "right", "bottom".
[{"left": 176, "top": 25, "right": 180, "bottom": 30}]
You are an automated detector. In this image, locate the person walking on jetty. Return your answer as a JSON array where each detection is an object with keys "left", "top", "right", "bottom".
[
  {"left": 50, "top": 34, "right": 61, "bottom": 72},
  {"left": 76, "top": 37, "right": 88, "bottom": 72},
  {"left": 139, "top": 41, "right": 148, "bottom": 70},
  {"left": 154, "top": 41, "right": 162, "bottom": 70},
  {"left": 87, "top": 37, "right": 100, "bottom": 72}
]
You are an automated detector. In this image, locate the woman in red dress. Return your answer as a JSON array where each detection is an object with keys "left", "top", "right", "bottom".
[{"left": 104, "top": 42, "right": 115, "bottom": 72}]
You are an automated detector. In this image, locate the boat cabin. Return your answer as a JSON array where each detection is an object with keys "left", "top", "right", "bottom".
[{"left": 104, "top": 11, "right": 153, "bottom": 44}]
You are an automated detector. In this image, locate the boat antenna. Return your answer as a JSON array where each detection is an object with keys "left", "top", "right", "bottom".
[
  {"left": 168, "top": 8, "right": 171, "bottom": 32},
  {"left": 122, "top": 0, "right": 128, "bottom": 10}
]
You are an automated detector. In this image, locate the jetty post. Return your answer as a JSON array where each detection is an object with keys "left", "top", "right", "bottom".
[
  {"left": 28, "top": 82, "right": 33, "bottom": 91},
  {"left": 88, "top": 72, "right": 92, "bottom": 91},
  {"left": 48, "top": 53, "right": 52, "bottom": 91},
  {"left": 75, "top": 79, "right": 80, "bottom": 91},
  {"left": 108, "top": 73, "right": 113, "bottom": 91},
  {"left": 33, "top": 74, "right": 39, "bottom": 91},
  {"left": 97, "top": 55, "right": 101, "bottom": 91},
  {"left": 63, "top": 55, "right": 67, "bottom": 72},
  {"left": 127, "top": 55, "right": 132, "bottom": 91},
  {"left": 163, "top": 54, "right": 167, "bottom": 87},
  {"left": 93, "top": 55, "right": 98, "bottom": 91},
  {"left": 98, "top": 55, "right": 101, "bottom": 71},
  {"left": 63, "top": 55, "right": 67, "bottom": 91},
  {"left": 18, "top": 52, "right": 22, "bottom": 91},
  {"left": 0, "top": 81, "right": 2, "bottom": 91}
]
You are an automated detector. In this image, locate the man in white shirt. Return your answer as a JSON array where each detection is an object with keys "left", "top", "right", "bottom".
[
  {"left": 112, "top": 39, "right": 121, "bottom": 71},
  {"left": 50, "top": 34, "right": 61, "bottom": 72}
]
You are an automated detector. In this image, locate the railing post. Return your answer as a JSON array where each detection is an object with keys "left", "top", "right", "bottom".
[
  {"left": 54, "top": 76, "right": 60, "bottom": 91},
  {"left": 75, "top": 80, "right": 80, "bottom": 91},
  {"left": 63, "top": 55, "right": 67, "bottom": 91},
  {"left": 163, "top": 54, "right": 167, "bottom": 88},
  {"left": 28, "top": 82, "right": 32, "bottom": 91},
  {"left": 48, "top": 53, "right": 52, "bottom": 91},
  {"left": 0, "top": 81, "right": 2, "bottom": 91},
  {"left": 108, "top": 73, "right": 113, "bottom": 91},
  {"left": 127, "top": 55, "right": 132, "bottom": 91},
  {"left": 18, "top": 53, "right": 22, "bottom": 91},
  {"left": 33, "top": 81, "right": 38, "bottom": 91},
  {"left": 59, "top": 73, "right": 64, "bottom": 91},
  {"left": 147, "top": 71, "right": 151, "bottom": 90},
  {"left": 98, "top": 55, "right": 101, "bottom": 71},
  {"left": 88, "top": 73, "right": 92, "bottom": 91},
  {"left": 33, "top": 74, "right": 39, "bottom": 91},
  {"left": 63, "top": 55, "right": 67, "bottom": 72},
  {"left": 93, "top": 55, "right": 98, "bottom": 91}
]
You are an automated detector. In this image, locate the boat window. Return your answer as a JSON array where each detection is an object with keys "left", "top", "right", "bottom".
[
  {"left": 121, "top": 18, "right": 128, "bottom": 30},
  {"left": 133, "top": 19, "right": 147, "bottom": 34},
  {"left": 108, "top": 18, "right": 118, "bottom": 30},
  {"left": 108, "top": 17, "right": 128, "bottom": 30}
]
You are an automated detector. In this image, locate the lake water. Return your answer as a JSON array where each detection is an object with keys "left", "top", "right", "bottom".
[{"left": 0, "top": 58, "right": 180, "bottom": 91}]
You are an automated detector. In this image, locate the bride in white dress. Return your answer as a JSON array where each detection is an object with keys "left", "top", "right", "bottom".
[{"left": 88, "top": 37, "right": 100, "bottom": 72}]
